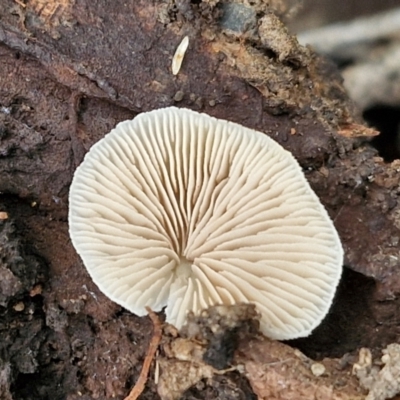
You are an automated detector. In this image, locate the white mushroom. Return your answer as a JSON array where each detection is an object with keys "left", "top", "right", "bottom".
[{"left": 68, "top": 107, "right": 343, "bottom": 340}]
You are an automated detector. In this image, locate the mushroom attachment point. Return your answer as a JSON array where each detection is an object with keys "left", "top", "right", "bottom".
[{"left": 68, "top": 107, "right": 343, "bottom": 340}]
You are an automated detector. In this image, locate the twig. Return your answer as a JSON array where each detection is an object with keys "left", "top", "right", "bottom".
[
  {"left": 124, "top": 307, "right": 162, "bottom": 400},
  {"left": 297, "top": 7, "right": 400, "bottom": 56},
  {"left": 14, "top": 0, "right": 26, "bottom": 8}
]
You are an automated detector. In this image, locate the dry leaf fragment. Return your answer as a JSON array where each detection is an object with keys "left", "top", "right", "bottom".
[
  {"left": 338, "top": 124, "right": 380, "bottom": 138},
  {"left": 237, "top": 338, "right": 364, "bottom": 400}
]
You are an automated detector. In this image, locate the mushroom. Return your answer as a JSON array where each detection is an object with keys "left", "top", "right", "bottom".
[{"left": 68, "top": 107, "right": 343, "bottom": 340}]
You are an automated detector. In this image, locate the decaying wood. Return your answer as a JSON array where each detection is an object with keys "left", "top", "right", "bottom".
[{"left": 1, "top": 0, "right": 400, "bottom": 398}]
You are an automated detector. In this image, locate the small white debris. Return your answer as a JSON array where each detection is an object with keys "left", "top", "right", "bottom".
[
  {"left": 354, "top": 344, "right": 400, "bottom": 400},
  {"left": 154, "top": 358, "right": 160, "bottom": 384},
  {"left": 172, "top": 36, "right": 189, "bottom": 76},
  {"left": 13, "top": 302, "right": 25, "bottom": 312},
  {"left": 353, "top": 348, "right": 373, "bottom": 376},
  {"left": 311, "top": 363, "right": 326, "bottom": 377},
  {"left": 0, "top": 106, "right": 11, "bottom": 115}
]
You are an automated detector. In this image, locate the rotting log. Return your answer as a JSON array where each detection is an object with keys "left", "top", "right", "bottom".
[{"left": 1, "top": 0, "right": 400, "bottom": 398}]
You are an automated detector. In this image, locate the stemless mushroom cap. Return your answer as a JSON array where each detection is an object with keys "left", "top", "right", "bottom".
[{"left": 68, "top": 107, "right": 343, "bottom": 340}]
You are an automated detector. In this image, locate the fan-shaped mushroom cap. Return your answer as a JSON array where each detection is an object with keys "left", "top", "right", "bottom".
[{"left": 68, "top": 107, "right": 343, "bottom": 340}]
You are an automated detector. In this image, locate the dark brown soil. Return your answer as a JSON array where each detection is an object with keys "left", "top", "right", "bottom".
[{"left": 1, "top": 1, "right": 400, "bottom": 399}]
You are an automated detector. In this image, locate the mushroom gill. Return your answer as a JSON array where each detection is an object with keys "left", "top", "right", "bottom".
[{"left": 68, "top": 107, "right": 343, "bottom": 340}]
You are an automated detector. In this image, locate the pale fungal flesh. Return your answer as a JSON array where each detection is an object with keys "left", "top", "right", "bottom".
[
  {"left": 68, "top": 107, "right": 343, "bottom": 340},
  {"left": 172, "top": 36, "right": 189, "bottom": 75}
]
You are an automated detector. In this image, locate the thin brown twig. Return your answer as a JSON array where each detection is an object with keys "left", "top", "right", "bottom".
[
  {"left": 124, "top": 307, "right": 162, "bottom": 400},
  {"left": 14, "top": 0, "right": 26, "bottom": 8}
]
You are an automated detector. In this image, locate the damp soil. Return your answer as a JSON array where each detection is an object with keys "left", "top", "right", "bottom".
[{"left": 1, "top": 1, "right": 400, "bottom": 399}]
